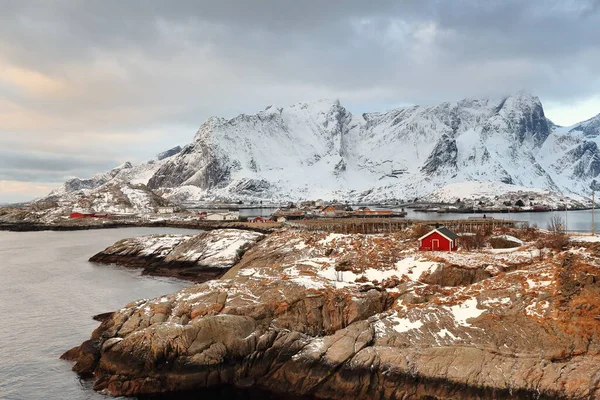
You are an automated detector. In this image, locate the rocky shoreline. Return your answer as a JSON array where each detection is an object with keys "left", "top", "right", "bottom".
[
  {"left": 88, "top": 229, "right": 264, "bottom": 282},
  {"left": 90, "top": 253, "right": 228, "bottom": 282},
  {"left": 63, "top": 228, "right": 600, "bottom": 399},
  {"left": 0, "top": 220, "right": 276, "bottom": 234}
]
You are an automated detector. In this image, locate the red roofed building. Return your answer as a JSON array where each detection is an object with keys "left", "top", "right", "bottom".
[
  {"left": 69, "top": 211, "right": 94, "bottom": 218},
  {"left": 418, "top": 227, "right": 459, "bottom": 252}
]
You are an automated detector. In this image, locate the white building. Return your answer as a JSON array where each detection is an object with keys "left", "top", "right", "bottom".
[
  {"left": 157, "top": 206, "right": 175, "bottom": 214},
  {"left": 206, "top": 210, "right": 240, "bottom": 221}
]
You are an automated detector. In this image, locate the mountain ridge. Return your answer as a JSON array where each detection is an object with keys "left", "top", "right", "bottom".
[{"left": 43, "top": 92, "right": 600, "bottom": 205}]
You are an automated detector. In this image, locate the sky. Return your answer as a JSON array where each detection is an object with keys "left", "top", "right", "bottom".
[{"left": 1, "top": 0, "right": 600, "bottom": 203}]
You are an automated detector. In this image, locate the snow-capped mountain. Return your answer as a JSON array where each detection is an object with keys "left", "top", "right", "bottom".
[
  {"left": 145, "top": 92, "right": 598, "bottom": 202},
  {"left": 537, "top": 113, "right": 600, "bottom": 194},
  {"left": 43, "top": 152, "right": 176, "bottom": 213},
  {"left": 44, "top": 92, "right": 600, "bottom": 205}
]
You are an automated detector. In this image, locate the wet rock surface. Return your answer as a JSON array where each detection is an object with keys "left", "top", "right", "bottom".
[{"left": 64, "top": 229, "right": 600, "bottom": 399}]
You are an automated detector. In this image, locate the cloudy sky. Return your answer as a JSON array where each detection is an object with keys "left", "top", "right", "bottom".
[{"left": 1, "top": 0, "right": 600, "bottom": 203}]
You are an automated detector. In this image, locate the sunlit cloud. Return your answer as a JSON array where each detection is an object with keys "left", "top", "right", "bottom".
[
  {"left": 1, "top": 64, "right": 69, "bottom": 96},
  {"left": 0, "top": 181, "right": 56, "bottom": 203}
]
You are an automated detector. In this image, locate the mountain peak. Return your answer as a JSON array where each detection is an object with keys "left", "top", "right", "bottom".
[
  {"left": 157, "top": 146, "right": 182, "bottom": 160},
  {"left": 111, "top": 161, "right": 133, "bottom": 173},
  {"left": 569, "top": 112, "right": 600, "bottom": 137}
]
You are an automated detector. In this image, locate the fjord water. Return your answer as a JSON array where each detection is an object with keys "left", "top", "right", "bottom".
[
  {"left": 405, "top": 209, "right": 599, "bottom": 231},
  {"left": 0, "top": 228, "right": 199, "bottom": 400}
]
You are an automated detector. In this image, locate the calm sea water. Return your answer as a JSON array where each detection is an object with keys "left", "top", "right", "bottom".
[
  {"left": 240, "top": 205, "right": 597, "bottom": 232},
  {"left": 403, "top": 208, "right": 598, "bottom": 231},
  {"left": 0, "top": 227, "right": 285, "bottom": 400}
]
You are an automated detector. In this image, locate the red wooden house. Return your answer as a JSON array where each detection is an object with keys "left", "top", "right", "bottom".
[
  {"left": 418, "top": 227, "right": 459, "bottom": 251},
  {"left": 69, "top": 211, "right": 94, "bottom": 218}
]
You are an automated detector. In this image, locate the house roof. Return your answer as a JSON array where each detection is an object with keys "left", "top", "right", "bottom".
[
  {"left": 418, "top": 227, "right": 459, "bottom": 242},
  {"left": 437, "top": 227, "right": 459, "bottom": 240}
]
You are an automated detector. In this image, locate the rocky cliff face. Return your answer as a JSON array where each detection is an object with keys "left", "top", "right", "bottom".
[{"left": 64, "top": 229, "right": 600, "bottom": 399}]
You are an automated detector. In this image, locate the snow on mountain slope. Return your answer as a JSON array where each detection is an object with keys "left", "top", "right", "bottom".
[
  {"left": 568, "top": 113, "right": 600, "bottom": 138},
  {"left": 48, "top": 162, "right": 135, "bottom": 198},
  {"left": 157, "top": 146, "right": 182, "bottom": 161},
  {"left": 44, "top": 93, "right": 600, "bottom": 205},
  {"left": 537, "top": 113, "right": 600, "bottom": 195},
  {"left": 41, "top": 150, "right": 179, "bottom": 213},
  {"left": 148, "top": 99, "right": 357, "bottom": 200},
  {"left": 86, "top": 182, "right": 169, "bottom": 213},
  {"left": 48, "top": 145, "right": 186, "bottom": 201}
]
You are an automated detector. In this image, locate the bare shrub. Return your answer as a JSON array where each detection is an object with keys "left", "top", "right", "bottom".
[
  {"left": 474, "top": 230, "right": 487, "bottom": 248},
  {"left": 497, "top": 225, "right": 511, "bottom": 234},
  {"left": 458, "top": 235, "right": 475, "bottom": 250},
  {"left": 534, "top": 239, "right": 546, "bottom": 260},
  {"left": 535, "top": 232, "right": 569, "bottom": 255},
  {"left": 411, "top": 224, "right": 432, "bottom": 239},
  {"left": 334, "top": 259, "right": 353, "bottom": 271},
  {"left": 548, "top": 215, "right": 565, "bottom": 232},
  {"left": 547, "top": 232, "right": 569, "bottom": 251},
  {"left": 482, "top": 224, "right": 493, "bottom": 236},
  {"left": 515, "top": 224, "right": 541, "bottom": 242},
  {"left": 458, "top": 231, "right": 487, "bottom": 250}
]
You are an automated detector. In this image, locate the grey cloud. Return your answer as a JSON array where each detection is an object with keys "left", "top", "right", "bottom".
[
  {"left": 0, "top": 150, "right": 119, "bottom": 183},
  {"left": 3, "top": 1, "right": 599, "bottom": 107}
]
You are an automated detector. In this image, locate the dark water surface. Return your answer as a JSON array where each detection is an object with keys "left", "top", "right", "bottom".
[{"left": 0, "top": 228, "right": 232, "bottom": 400}]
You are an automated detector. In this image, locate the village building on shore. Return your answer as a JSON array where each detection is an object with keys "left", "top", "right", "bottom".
[
  {"left": 270, "top": 202, "right": 406, "bottom": 221},
  {"left": 205, "top": 210, "right": 240, "bottom": 221}
]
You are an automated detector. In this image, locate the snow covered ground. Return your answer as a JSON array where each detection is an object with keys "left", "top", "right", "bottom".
[{"left": 570, "top": 234, "right": 600, "bottom": 243}]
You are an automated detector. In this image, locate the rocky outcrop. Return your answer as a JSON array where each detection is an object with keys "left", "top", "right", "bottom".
[
  {"left": 157, "top": 146, "right": 182, "bottom": 161},
  {"left": 420, "top": 134, "right": 458, "bottom": 176},
  {"left": 64, "top": 229, "right": 600, "bottom": 399},
  {"left": 89, "top": 229, "right": 264, "bottom": 282}
]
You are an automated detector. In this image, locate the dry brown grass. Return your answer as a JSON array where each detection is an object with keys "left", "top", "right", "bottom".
[
  {"left": 411, "top": 224, "right": 432, "bottom": 239},
  {"left": 513, "top": 225, "right": 543, "bottom": 242},
  {"left": 536, "top": 232, "right": 569, "bottom": 252}
]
